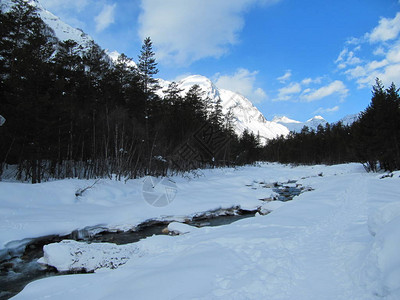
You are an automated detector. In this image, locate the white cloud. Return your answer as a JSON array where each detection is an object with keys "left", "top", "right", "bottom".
[
  {"left": 95, "top": 3, "right": 117, "bottom": 32},
  {"left": 314, "top": 106, "right": 340, "bottom": 114},
  {"left": 274, "top": 82, "right": 301, "bottom": 101},
  {"left": 350, "top": 63, "right": 400, "bottom": 89},
  {"left": 387, "top": 43, "right": 400, "bottom": 63},
  {"left": 273, "top": 76, "right": 327, "bottom": 101},
  {"left": 277, "top": 70, "right": 292, "bottom": 83},
  {"left": 138, "top": 0, "right": 281, "bottom": 65},
  {"left": 367, "top": 59, "right": 388, "bottom": 71},
  {"left": 376, "top": 63, "right": 400, "bottom": 85},
  {"left": 373, "top": 46, "right": 386, "bottom": 56},
  {"left": 301, "top": 81, "right": 348, "bottom": 102},
  {"left": 346, "top": 36, "right": 363, "bottom": 45},
  {"left": 335, "top": 47, "right": 362, "bottom": 70},
  {"left": 273, "top": 76, "right": 331, "bottom": 101},
  {"left": 301, "top": 78, "right": 313, "bottom": 85},
  {"left": 344, "top": 42, "right": 400, "bottom": 88},
  {"left": 368, "top": 12, "right": 400, "bottom": 43},
  {"left": 214, "top": 68, "right": 268, "bottom": 103},
  {"left": 301, "top": 77, "right": 322, "bottom": 85},
  {"left": 338, "top": 12, "right": 400, "bottom": 89}
]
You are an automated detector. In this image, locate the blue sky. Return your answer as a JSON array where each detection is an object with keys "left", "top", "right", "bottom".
[{"left": 40, "top": 0, "right": 400, "bottom": 123}]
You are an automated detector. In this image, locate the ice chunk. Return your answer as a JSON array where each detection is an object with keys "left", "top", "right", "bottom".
[{"left": 38, "top": 240, "right": 138, "bottom": 272}]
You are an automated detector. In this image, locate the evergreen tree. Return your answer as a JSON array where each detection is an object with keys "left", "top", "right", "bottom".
[
  {"left": 209, "top": 97, "right": 224, "bottom": 128},
  {"left": 353, "top": 80, "right": 400, "bottom": 171},
  {"left": 163, "top": 81, "right": 183, "bottom": 105},
  {"left": 137, "top": 37, "right": 159, "bottom": 96}
]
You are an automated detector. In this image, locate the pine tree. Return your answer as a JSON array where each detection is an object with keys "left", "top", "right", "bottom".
[
  {"left": 137, "top": 37, "right": 159, "bottom": 96},
  {"left": 163, "top": 81, "right": 183, "bottom": 105},
  {"left": 352, "top": 79, "right": 400, "bottom": 171},
  {"left": 209, "top": 97, "right": 224, "bottom": 128}
]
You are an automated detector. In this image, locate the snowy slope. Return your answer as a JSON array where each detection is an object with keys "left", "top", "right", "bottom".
[
  {"left": 219, "top": 88, "right": 289, "bottom": 142},
  {"left": 1, "top": 0, "right": 95, "bottom": 51},
  {"left": 34, "top": 3, "right": 94, "bottom": 51},
  {"left": 3, "top": 164, "right": 400, "bottom": 300},
  {"left": 273, "top": 115, "right": 328, "bottom": 133},
  {"left": 106, "top": 50, "right": 137, "bottom": 68},
  {"left": 339, "top": 113, "right": 360, "bottom": 126},
  {"left": 159, "top": 75, "right": 289, "bottom": 144}
]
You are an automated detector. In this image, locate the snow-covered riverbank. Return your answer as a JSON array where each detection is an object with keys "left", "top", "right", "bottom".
[
  {"left": 1, "top": 163, "right": 400, "bottom": 299},
  {"left": 0, "top": 163, "right": 326, "bottom": 254}
]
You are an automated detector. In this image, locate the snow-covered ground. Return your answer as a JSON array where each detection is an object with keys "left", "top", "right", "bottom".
[{"left": 1, "top": 163, "right": 399, "bottom": 299}]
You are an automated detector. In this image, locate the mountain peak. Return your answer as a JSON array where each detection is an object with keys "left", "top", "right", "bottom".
[
  {"left": 307, "top": 115, "right": 325, "bottom": 122},
  {"left": 272, "top": 116, "right": 301, "bottom": 124},
  {"left": 178, "top": 75, "right": 214, "bottom": 89},
  {"left": 155, "top": 75, "right": 289, "bottom": 144},
  {"left": 273, "top": 115, "right": 327, "bottom": 133}
]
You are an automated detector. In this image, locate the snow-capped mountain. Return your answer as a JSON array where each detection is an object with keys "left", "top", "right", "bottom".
[
  {"left": 1, "top": 0, "right": 95, "bottom": 51},
  {"left": 106, "top": 50, "right": 137, "bottom": 68},
  {"left": 339, "top": 113, "right": 360, "bottom": 126},
  {"left": 158, "top": 75, "right": 289, "bottom": 144},
  {"left": 273, "top": 115, "right": 327, "bottom": 133}
]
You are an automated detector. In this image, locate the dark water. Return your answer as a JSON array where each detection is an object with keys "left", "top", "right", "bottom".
[{"left": 271, "top": 181, "right": 313, "bottom": 202}]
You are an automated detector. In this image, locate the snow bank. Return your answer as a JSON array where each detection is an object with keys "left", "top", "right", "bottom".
[
  {"left": 38, "top": 240, "right": 139, "bottom": 272},
  {"left": 368, "top": 202, "right": 400, "bottom": 236},
  {"left": 259, "top": 200, "right": 286, "bottom": 214},
  {"left": 363, "top": 202, "right": 400, "bottom": 299},
  {"left": 1, "top": 163, "right": 345, "bottom": 250},
  {"left": 167, "top": 222, "right": 197, "bottom": 235}
]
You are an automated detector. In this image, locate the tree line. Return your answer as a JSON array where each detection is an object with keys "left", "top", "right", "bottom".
[
  {"left": 262, "top": 80, "right": 400, "bottom": 172},
  {"left": 0, "top": 0, "right": 259, "bottom": 183}
]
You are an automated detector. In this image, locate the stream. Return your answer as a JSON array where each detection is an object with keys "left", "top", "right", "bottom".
[{"left": 0, "top": 180, "right": 310, "bottom": 300}]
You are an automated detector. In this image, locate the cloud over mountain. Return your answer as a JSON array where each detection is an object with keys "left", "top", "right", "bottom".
[{"left": 214, "top": 68, "right": 267, "bottom": 104}]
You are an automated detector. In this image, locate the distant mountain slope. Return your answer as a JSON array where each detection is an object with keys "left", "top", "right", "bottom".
[
  {"left": 158, "top": 75, "right": 289, "bottom": 144},
  {"left": 339, "top": 113, "right": 360, "bottom": 126},
  {"left": 273, "top": 115, "right": 328, "bottom": 133},
  {"left": 1, "top": 0, "right": 95, "bottom": 51},
  {"left": 106, "top": 50, "right": 137, "bottom": 68}
]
